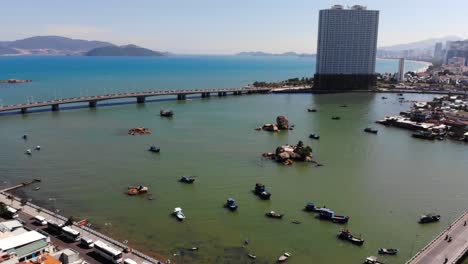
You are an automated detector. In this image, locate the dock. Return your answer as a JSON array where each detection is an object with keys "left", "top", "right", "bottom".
[
  {"left": 0, "top": 87, "right": 271, "bottom": 114},
  {"left": 407, "top": 211, "right": 468, "bottom": 264},
  {"left": 0, "top": 179, "right": 41, "bottom": 192}
]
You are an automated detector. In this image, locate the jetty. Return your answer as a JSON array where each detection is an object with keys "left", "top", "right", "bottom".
[
  {"left": 0, "top": 87, "right": 271, "bottom": 114},
  {"left": 0, "top": 179, "right": 41, "bottom": 192},
  {"left": 407, "top": 211, "right": 468, "bottom": 264}
]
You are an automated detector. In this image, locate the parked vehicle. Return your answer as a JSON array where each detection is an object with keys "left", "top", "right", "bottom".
[
  {"left": 80, "top": 237, "right": 94, "bottom": 248},
  {"left": 33, "top": 215, "right": 47, "bottom": 225}
]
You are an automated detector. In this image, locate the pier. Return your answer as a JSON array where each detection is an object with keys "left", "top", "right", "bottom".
[
  {"left": 0, "top": 87, "right": 271, "bottom": 114},
  {"left": 407, "top": 211, "right": 468, "bottom": 264}
]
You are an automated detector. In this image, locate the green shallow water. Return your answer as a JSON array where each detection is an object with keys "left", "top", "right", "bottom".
[{"left": 1, "top": 93, "right": 467, "bottom": 264}]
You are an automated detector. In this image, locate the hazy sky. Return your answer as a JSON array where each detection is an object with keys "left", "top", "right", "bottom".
[{"left": 2, "top": 0, "right": 467, "bottom": 54}]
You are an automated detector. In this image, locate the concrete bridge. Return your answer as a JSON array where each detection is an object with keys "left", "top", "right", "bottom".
[
  {"left": 407, "top": 211, "right": 468, "bottom": 264},
  {"left": 0, "top": 87, "right": 271, "bottom": 114}
]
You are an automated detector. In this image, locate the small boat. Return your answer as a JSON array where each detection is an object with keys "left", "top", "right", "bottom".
[
  {"left": 364, "top": 128, "right": 378, "bottom": 134},
  {"left": 303, "top": 202, "right": 321, "bottom": 212},
  {"left": 277, "top": 252, "right": 291, "bottom": 262},
  {"left": 331, "top": 116, "right": 341, "bottom": 120},
  {"left": 127, "top": 185, "right": 148, "bottom": 195},
  {"left": 291, "top": 220, "right": 301, "bottom": 224},
  {"left": 319, "top": 208, "right": 349, "bottom": 224},
  {"left": 188, "top": 247, "right": 198, "bottom": 251},
  {"left": 378, "top": 248, "right": 399, "bottom": 255},
  {"left": 26, "top": 149, "right": 32, "bottom": 155},
  {"left": 247, "top": 253, "right": 256, "bottom": 259},
  {"left": 34, "top": 187, "right": 40, "bottom": 191},
  {"left": 148, "top": 146, "right": 161, "bottom": 153},
  {"left": 265, "top": 211, "right": 284, "bottom": 219},
  {"left": 340, "top": 105, "right": 348, "bottom": 108},
  {"left": 364, "top": 256, "right": 384, "bottom": 264},
  {"left": 225, "top": 198, "right": 238, "bottom": 211},
  {"left": 253, "top": 183, "right": 271, "bottom": 200},
  {"left": 307, "top": 108, "right": 317, "bottom": 112},
  {"left": 381, "top": 97, "right": 387, "bottom": 99},
  {"left": 337, "top": 230, "right": 364, "bottom": 246},
  {"left": 173, "top": 207, "right": 186, "bottom": 221},
  {"left": 160, "top": 110, "right": 174, "bottom": 117},
  {"left": 419, "top": 214, "right": 441, "bottom": 223},
  {"left": 412, "top": 131, "right": 436, "bottom": 140},
  {"left": 179, "top": 176, "right": 195, "bottom": 184},
  {"left": 397, "top": 93, "right": 403, "bottom": 96},
  {"left": 254, "top": 127, "right": 262, "bottom": 131},
  {"left": 309, "top": 133, "right": 320, "bottom": 140},
  {"left": 22, "top": 134, "right": 28, "bottom": 140},
  {"left": 35, "top": 145, "right": 41, "bottom": 150}
]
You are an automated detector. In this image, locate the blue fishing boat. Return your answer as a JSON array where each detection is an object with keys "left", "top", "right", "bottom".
[
  {"left": 319, "top": 208, "right": 349, "bottom": 224},
  {"left": 148, "top": 146, "right": 161, "bottom": 153},
  {"left": 225, "top": 198, "right": 238, "bottom": 211}
]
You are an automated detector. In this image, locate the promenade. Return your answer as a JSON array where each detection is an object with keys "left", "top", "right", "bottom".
[
  {"left": 407, "top": 211, "right": 468, "bottom": 264},
  {"left": 0, "top": 192, "right": 166, "bottom": 264}
]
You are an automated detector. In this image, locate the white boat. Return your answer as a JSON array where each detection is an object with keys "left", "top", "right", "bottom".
[
  {"left": 173, "top": 207, "right": 186, "bottom": 221},
  {"left": 35, "top": 145, "right": 41, "bottom": 150},
  {"left": 26, "top": 149, "right": 32, "bottom": 155},
  {"left": 278, "top": 252, "right": 291, "bottom": 262}
]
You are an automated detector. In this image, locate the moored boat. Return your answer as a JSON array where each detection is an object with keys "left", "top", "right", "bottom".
[
  {"left": 419, "top": 214, "right": 440, "bottom": 223},
  {"left": 160, "top": 110, "right": 174, "bottom": 117},
  {"left": 319, "top": 208, "right": 349, "bottom": 224},
  {"left": 331, "top": 116, "right": 341, "bottom": 120},
  {"left": 22, "top": 134, "right": 28, "bottom": 140},
  {"left": 247, "top": 253, "right": 256, "bottom": 259},
  {"left": 364, "top": 256, "right": 384, "bottom": 264},
  {"left": 26, "top": 149, "right": 32, "bottom": 155},
  {"left": 277, "top": 252, "right": 291, "bottom": 262},
  {"left": 364, "top": 128, "right": 378, "bottom": 134},
  {"left": 253, "top": 183, "right": 271, "bottom": 200},
  {"left": 225, "top": 198, "right": 238, "bottom": 211},
  {"left": 173, "top": 207, "right": 186, "bottom": 221},
  {"left": 378, "top": 248, "right": 399, "bottom": 255},
  {"left": 303, "top": 202, "right": 321, "bottom": 212},
  {"left": 35, "top": 145, "right": 41, "bottom": 150},
  {"left": 412, "top": 130, "right": 436, "bottom": 140},
  {"left": 179, "top": 176, "right": 195, "bottom": 184},
  {"left": 337, "top": 230, "right": 364, "bottom": 245},
  {"left": 127, "top": 185, "right": 148, "bottom": 195},
  {"left": 307, "top": 108, "right": 317, "bottom": 112},
  {"left": 265, "top": 211, "right": 284, "bottom": 219}
]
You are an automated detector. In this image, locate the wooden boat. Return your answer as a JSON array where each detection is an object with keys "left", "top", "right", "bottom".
[
  {"left": 277, "top": 252, "right": 291, "bottom": 262},
  {"left": 225, "top": 198, "right": 238, "bottom": 211},
  {"left": 160, "top": 110, "right": 174, "bottom": 117},
  {"left": 265, "top": 211, "right": 284, "bottom": 219},
  {"left": 128, "top": 127, "right": 151, "bottom": 135},
  {"left": 179, "top": 176, "right": 195, "bottom": 184},
  {"left": 319, "top": 208, "right": 349, "bottom": 224},
  {"left": 253, "top": 183, "right": 271, "bottom": 200},
  {"left": 364, "top": 256, "right": 384, "bottom": 264},
  {"left": 419, "top": 214, "right": 441, "bottom": 223},
  {"left": 364, "top": 128, "right": 378, "bottom": 134},
  {"left": 337, "top": 230, "right": 364, "bottom": 245},
  {"left": 378, "top": 248, "right": 399, "bottom": 255},
  {"left": 303, "top": 202, "right": 321, "bottom": 212},
  {"left": 173, "top": 207, "right": 185, "bottom": 221},
  {"left": 127, "top": 185, "right": 148, "bottom": 195},
  {"left": 309, "top": 133, "right": 320, "bottom": 139},
  {"left": 148, "top": 146, "right": 160, "bottom": 153}
]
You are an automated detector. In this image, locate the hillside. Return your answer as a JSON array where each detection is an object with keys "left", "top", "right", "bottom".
[
  {"left": 236, "top": 51, "right": 315, "bottom": 57},
  {"left": 379, "top": 36, "right": 462, "bottom": 51},
  {"left": 84, "top": 45, "right": 166, "bottom": 56}
]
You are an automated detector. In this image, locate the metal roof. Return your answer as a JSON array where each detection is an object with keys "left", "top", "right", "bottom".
[
  {"left": 0, "top": 231, "right": 46, "bottom": 251},
  {"left": 6, "top": 239, "right": 48, "bottom": 258}
]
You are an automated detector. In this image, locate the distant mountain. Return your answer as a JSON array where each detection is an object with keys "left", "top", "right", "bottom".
[
  {"left": 85, "top": 44, "right": 167, "bottom": 56},
  {"left": 379, "top": 36, "right": 463, "bottom": 51},
  {"left": 236, "top": 51, "right": 315, "bottom": 57},
  {"left": 0, "top": 36, "right": 113, "bottom": 55}
]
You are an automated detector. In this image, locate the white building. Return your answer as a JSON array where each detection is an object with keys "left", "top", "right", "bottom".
[
  {"left": 0, "top": 230, "right": 52, "bottom": 263},
  {"left": 397, "top": 58, "right": 405, "bottom": 82},
  {"left": 315, "top": 5, "right": 379, "bottom": 91}
]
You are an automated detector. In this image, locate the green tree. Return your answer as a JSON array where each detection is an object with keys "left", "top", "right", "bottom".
[
  {"left": 65, "top": 216, "right": 75, "bottom": 226},
  {"left": 0, "top": 202, "right": 7, "bottom": 217}
]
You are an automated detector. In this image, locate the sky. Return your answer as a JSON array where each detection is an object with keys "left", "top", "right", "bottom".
[{"left": 1, "top": 0, "right": 468, "bottom": 54}]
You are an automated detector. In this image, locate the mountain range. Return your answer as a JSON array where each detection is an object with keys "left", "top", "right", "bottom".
[
  {"left": 236, "top": 51, "right": 315, "bottom": 57},
  {"left": 379, "top": 35, "right": 463, "bottom": 51},
  {"left": 0, "top": 36, "right": 166, "bottom": 56}
]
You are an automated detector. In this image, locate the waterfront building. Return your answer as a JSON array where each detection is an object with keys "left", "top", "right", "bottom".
[
  {"left": 445, "top": 40, "right": 468, "bottom": 65},
  {"left": 314, "top": 5, "right": 379, "bottom": 91},
  {"left": 397, "top": 58, "right": 405, "bottom": 82},
  {"left": 0, "top": 230, "right": 53, "bottom": 263},
  {"left": 434, "top": 42, "right": 443, "bottom": 59}
]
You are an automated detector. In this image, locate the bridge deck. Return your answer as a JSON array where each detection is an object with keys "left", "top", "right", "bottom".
[
  {"left": 0, "top": 87, "right": 271, "bottom": 113},
  {"left": 407, "top": 211, "right": 468, "bottom": 264}
]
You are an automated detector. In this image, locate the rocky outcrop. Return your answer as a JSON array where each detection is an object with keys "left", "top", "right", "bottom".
[
  {"left": 263, "top": 141, "right": 314, "bottom": 165},
  {"left": 276, "top": 115, "right": 289, "bottom": 129},
  {"left": 262, "top": 124, "right": 279, "bottom": 132}
]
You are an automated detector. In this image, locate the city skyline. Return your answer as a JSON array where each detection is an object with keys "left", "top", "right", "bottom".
[{"left": 1, "top": 0, "right": 468, "bottom": 54}]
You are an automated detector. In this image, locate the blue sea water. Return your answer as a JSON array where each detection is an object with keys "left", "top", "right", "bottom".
[{"left": 0, "top": 55, "right": 428, "bottom": 105}]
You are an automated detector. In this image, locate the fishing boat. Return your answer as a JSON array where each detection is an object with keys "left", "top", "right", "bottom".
[
  {"left": 265, "top": 211, "right": 284, "bottom": 219},
  {"left": 173, "top": 207, "right": 186, "bottom": 221},
  {"left": 307, "top": 108, "right": 317, "bottom": 112},
  {"left": 160, "top": 110, "right": 174, "bottom": 117},
  {"left": 35, "top": 187, "right": 40, "bottom": 191},
  {"left": 331, "top": 116, "right": 341, "bottom": 120},
  {"left": 35, "top": 145, "right": 41, "bottom": 150},
  {"left": 22, "top": 134, "right": 28, "bottom": 140},
  {"left": 378, "top": 248, "right": 399, "bottom": 255},
  {"left": 419, "top": 214, "right": 441, "bottom": 223},
  {"left": 25, "top": 149, "right": 32, "bottom": 155},
  {"left": 364, "top": 256, "right": 384, "bottom": 264},
  {"left": 309, "top": 133, "right": 320, "bottom": 140},
  {"left": 364, "top": 128, "right": 378, "bottom": 134},
  {"left": 225, "top": 198, "right": 238, "bottom": 211},
  {"left": 253, "top": 183, "right": 271, "bottom": 200},
  {"left": 303, "top": 202, "right": 321, "bottom": 212},
  {"left": 337, "top": 230, "right": 364, "bottom": 245},
  {"left": 179, "top": 176, "right": 195, "bottom": 184},
  {"left": 319, "top": 208, "right": 349, "bottom": 224},
  {"left": 148, "top": 146, "right": 161, "bottom": 153},
  {"left": 127, "top": 185, "right": 148, "bottom": 195},
  {"left": 277, "top": 252, "right": 291, "bottom": 262},
  {"left": 247, "top": 253, "right": 257, "bottom": 259}
]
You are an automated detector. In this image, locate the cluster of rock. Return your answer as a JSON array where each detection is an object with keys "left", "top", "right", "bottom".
[
  {"left": 256, "top": 115, "right": 289, "bottom": 132},
  {"left": 263, "top": 141, "right": 313, "bottom": 165}
]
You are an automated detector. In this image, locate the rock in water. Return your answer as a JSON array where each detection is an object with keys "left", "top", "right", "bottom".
[
  {"left": 276, "top": 152, "right": 290, "bottom": 162},
  {"left": 276, "top": 116, "right": 289, "bottom": 129}
]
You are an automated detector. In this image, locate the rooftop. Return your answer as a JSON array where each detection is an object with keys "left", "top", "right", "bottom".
[{"left": 0, "top": 231, "right": 46, "bottom": 251}]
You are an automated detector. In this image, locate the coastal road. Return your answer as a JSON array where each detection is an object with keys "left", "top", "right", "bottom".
[{"left": 407, "top": 211, "right": 468, "bottom": 264}]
